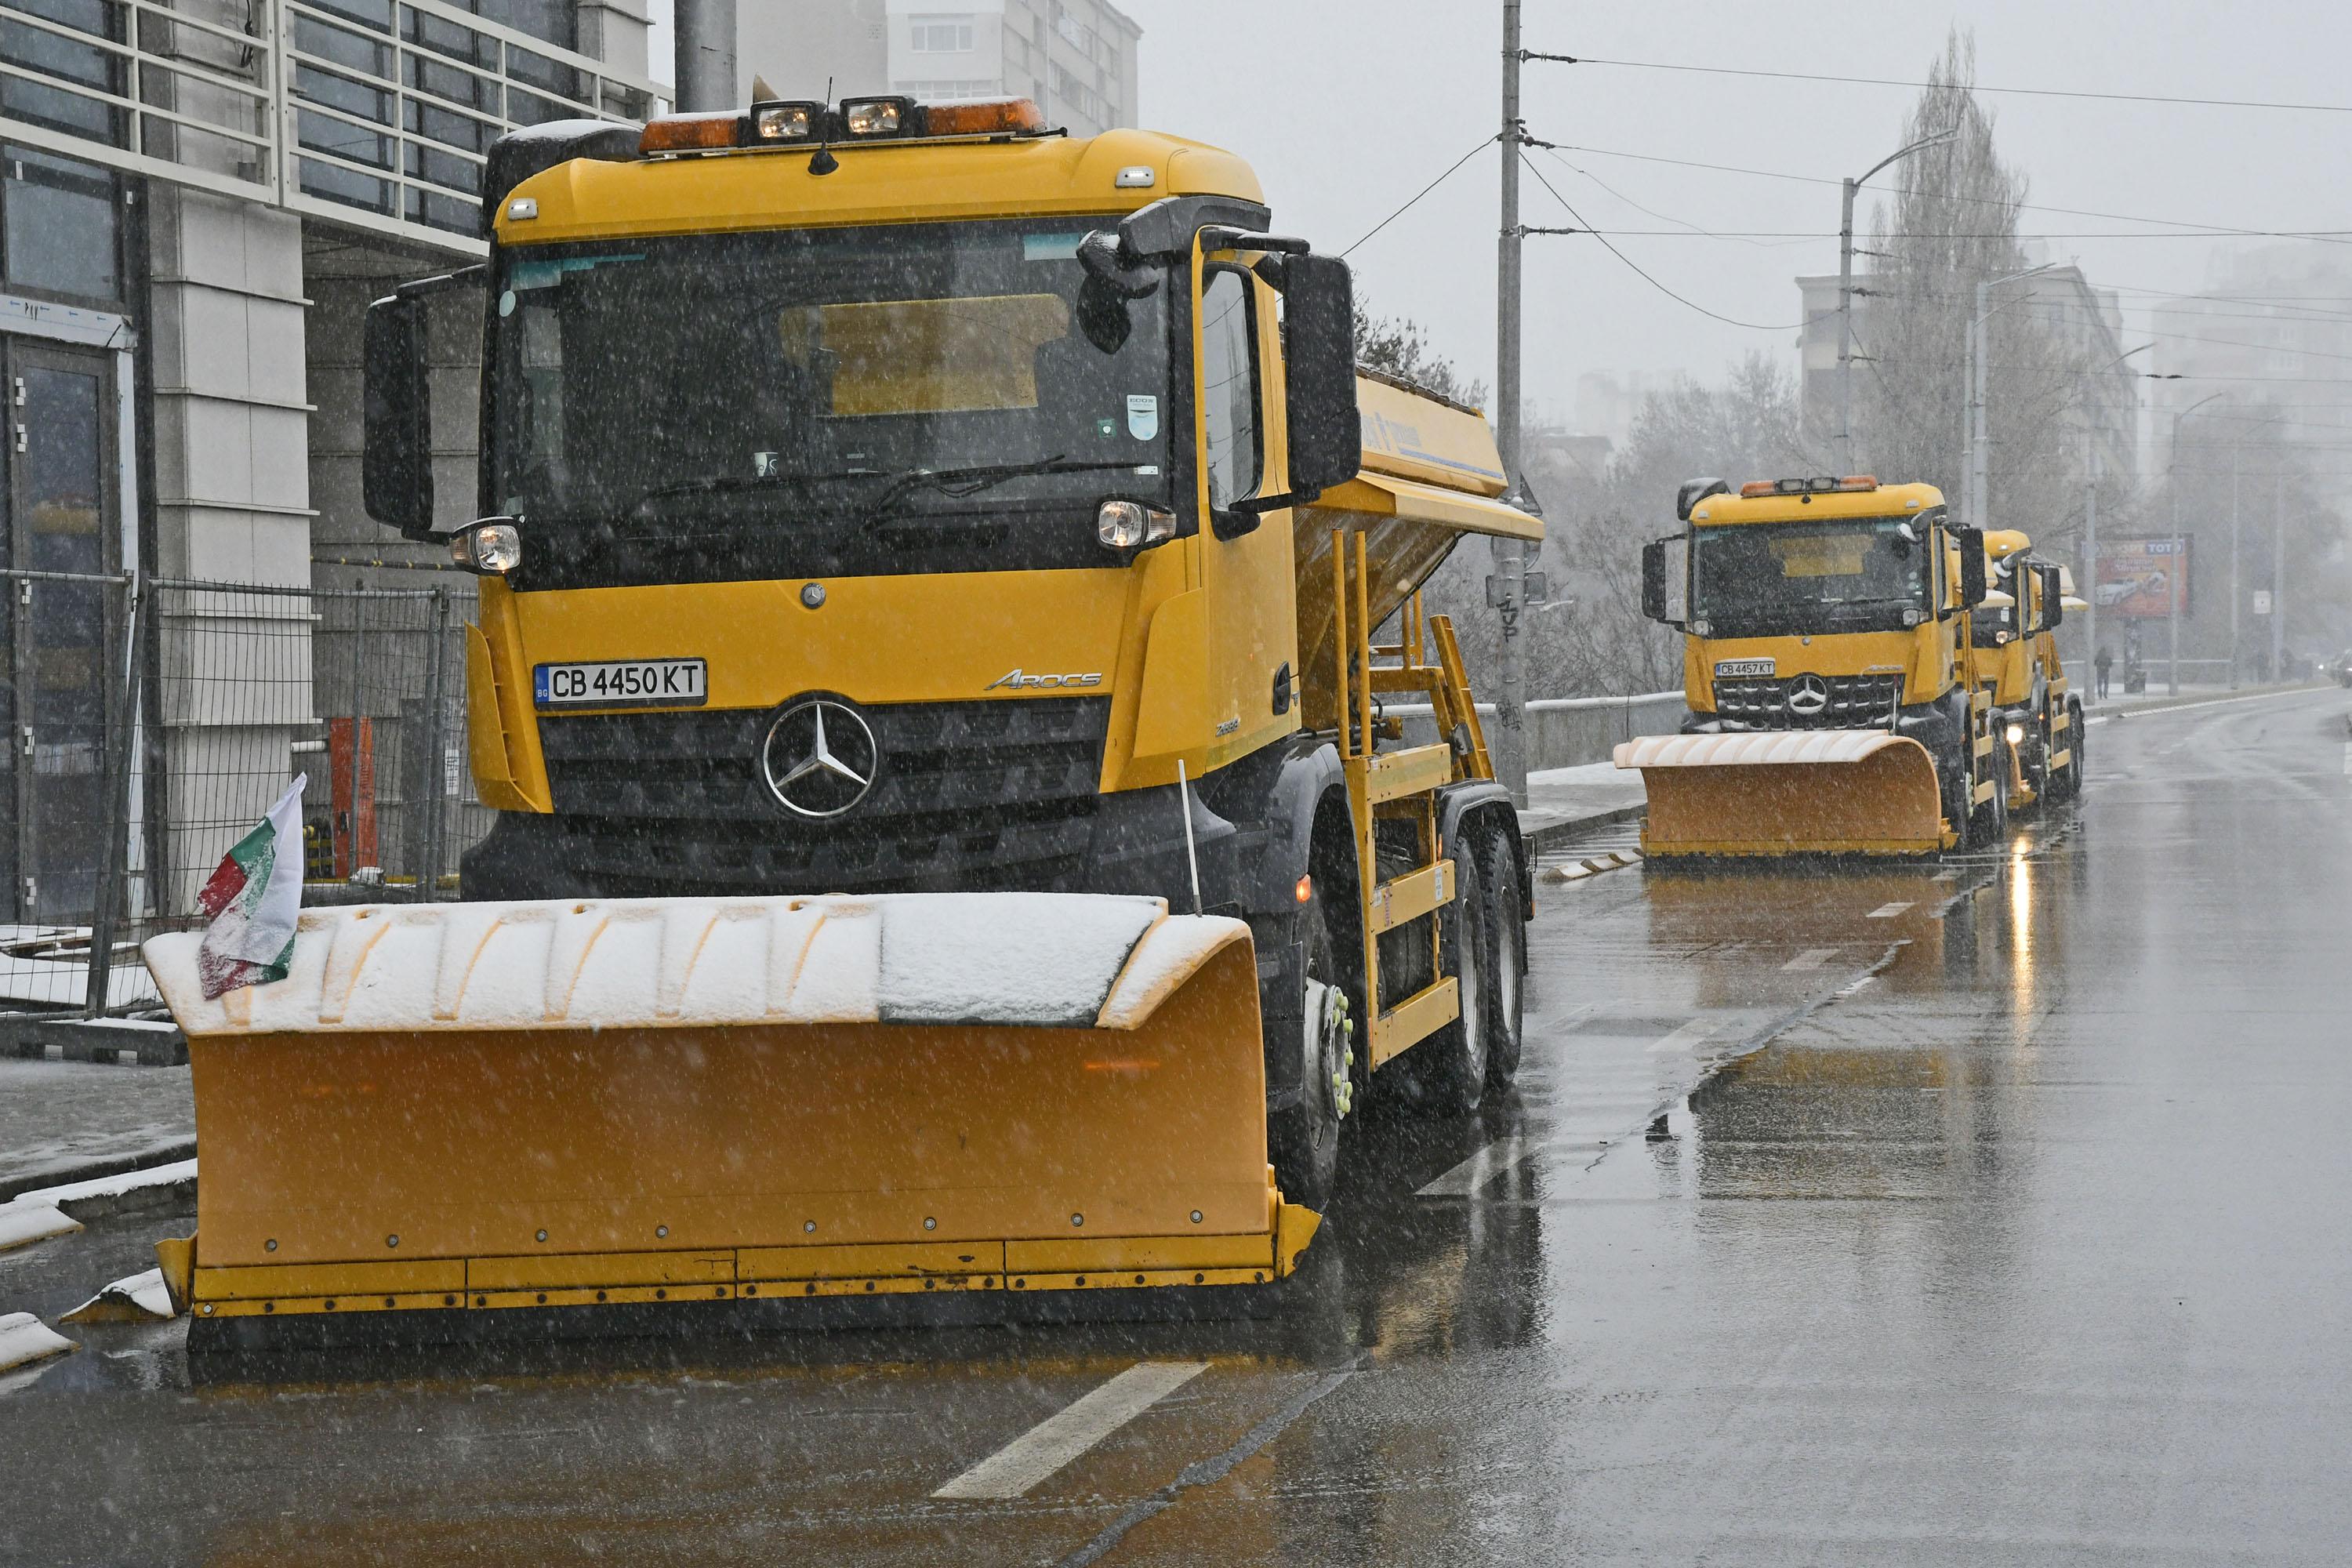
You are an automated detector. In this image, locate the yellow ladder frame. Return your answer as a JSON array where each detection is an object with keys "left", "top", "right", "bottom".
[{"left": 1327, "top": 529, "right": 1485, "bottom": 1069}]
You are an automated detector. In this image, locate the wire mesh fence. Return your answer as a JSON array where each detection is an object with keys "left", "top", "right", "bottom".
[{"left": 0, "top": 570, "right": 488, "bottom": 1018}]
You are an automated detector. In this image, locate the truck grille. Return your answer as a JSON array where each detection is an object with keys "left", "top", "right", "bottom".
[
  {"left": 535, "top": 698, "right": 1110, "bottom": 895},
  {"left": 1711, "top": 673, "right": 1904, "bottom": 730}
]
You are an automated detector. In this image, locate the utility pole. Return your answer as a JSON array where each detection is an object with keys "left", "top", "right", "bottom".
[
  {"left": 1964, "top": 263, "right": 2055, "bottom": 532},
  {"left": 2082, "top": 434, "right": 2100, "bottom": 680},
  {"left": 2228, "top": 440, "right": 2241, "bottom": 688},
  {"left": 1493, "top": 0, "right": 1528, "bottom": 805},
  {"left": 2271, "top": 465, "right": 2286, "bottom": 681},
  {"left": 674, "top": 0, "right": 737, "bottom": 111},
  {"left": 1835, "top": 129, "right": 1954, "bottom": 476},
  {"left": 2168, "top": 481, "right": 2183, "bottom": 696}
]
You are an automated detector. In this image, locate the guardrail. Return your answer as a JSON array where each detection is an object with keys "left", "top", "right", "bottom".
[
  {"left": 0, "top": 0, "right": 659, "bottom": 253},
  {"left": 1395, "top": 691, "right": 1686, "bottom": 775}
]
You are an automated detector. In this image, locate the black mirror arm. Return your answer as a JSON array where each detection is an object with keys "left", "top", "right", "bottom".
[
  {"left": 1228, "top": 487, "right": 1324, "bottom": 517},
  {"left": 392, "top": 263, "right": 487, "bottom": 304}
]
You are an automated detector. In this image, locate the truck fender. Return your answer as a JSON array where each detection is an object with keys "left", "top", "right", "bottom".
[
  {"left": 1436, "top": 781, "right": 1529, "bottom": 925},
  {"left": 1239, "top": 739, "right": 1350, "bottom": 916}
]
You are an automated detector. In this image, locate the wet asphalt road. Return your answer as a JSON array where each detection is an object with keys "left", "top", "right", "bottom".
[{"left": 6, "top": 685, "right": 2351, "bottom": 1566}]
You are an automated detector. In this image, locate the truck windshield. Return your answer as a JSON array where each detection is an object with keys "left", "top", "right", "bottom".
[
  {"left": 1689, "top": 517, "right": 1930, "bottom": 637},
  {"left": 487, "top": 219, "right": 1171, "bottom": 586}
]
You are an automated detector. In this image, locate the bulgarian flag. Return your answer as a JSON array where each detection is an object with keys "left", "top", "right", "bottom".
[{"left": 194, "top": 775, "right": 308, "bottom": 1000}]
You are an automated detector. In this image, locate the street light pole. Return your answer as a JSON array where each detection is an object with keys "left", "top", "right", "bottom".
[
  {"left": 1966, "top": 263, "right": 2056, "bottom": 531},
  {"left": 2079, "top": 343, "right": 2151, "bottom": 684},
  {"left": 2167, "top": 391, "right": 2230, "bottom": 697},
  {"left": 1493, "top": 0, "right": 1527, "bottom": 805},
  {"left": 2271, "top": 465, "right": 2287, "bottom": 680},
  {"left": 1835, "top": 129, "right": 1955, "bottom": 474}
]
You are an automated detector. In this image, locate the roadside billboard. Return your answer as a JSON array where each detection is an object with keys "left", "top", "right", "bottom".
[{"left": 2096, "top": 537, "right": 2191, "bottom": 618}]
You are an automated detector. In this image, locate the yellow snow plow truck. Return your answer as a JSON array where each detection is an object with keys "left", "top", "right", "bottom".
[
  {"left": 142, "top": 96, "right": 1542, "bottom": 1348},
  {"left": 1617, "top": 475, "right": 2005, "bottom": 858},
  {"left": 1975, "top": 529, "right": 2084, "bottom": 811}
]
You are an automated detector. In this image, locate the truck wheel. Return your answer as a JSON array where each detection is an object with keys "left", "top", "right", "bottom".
[
  {"left": 1475, "top": 826, "right": 1526, "bottom": 1092},
  {"left": 1394, "top": 848, "right": 1493, "bottom": 1116},
  {"left": 1266, "top": 895, "right": 1350, "bottom": 1210},
  {"left": 2060, "top": 699, "right": 2085, "bottom": 797}
]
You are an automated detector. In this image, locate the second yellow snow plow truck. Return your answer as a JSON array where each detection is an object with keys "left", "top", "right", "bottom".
[
  {"left": 1618, "top": 475, "right": 2005, "bottom": 858},
  {"left": 1975, "top": 529, "right": 2084, "bottom": 809},
  {"left": 142, "top": 96, "right": 1542, "bottom": 1347}
]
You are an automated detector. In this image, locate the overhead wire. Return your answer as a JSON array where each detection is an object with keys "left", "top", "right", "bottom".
[
  {"left": 1340, "top": 135, "right": 1494, "bottom": 258},
  {"left": 1546, "top": 54, "right": 2352, "bottom": 118},
  {"left": 1515, "top": 150, "right": 1803, "bottom": 331}
]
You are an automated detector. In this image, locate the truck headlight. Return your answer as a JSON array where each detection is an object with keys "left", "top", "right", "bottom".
[
  {"left": 1098, "top": 499, "right": 1175, "bottom": 549},
  {"left": 451, "top": 520, "right": 522, "bottom": 575},
  {"left": 2005, "top": 721, "right": 2026, "bottom": 746},
  {"left": 1902, "top": 607, "right": 1925, "bottom": 626},
  {"left": 1688, "top": 618, "right": 1711, "bottom": 637}
]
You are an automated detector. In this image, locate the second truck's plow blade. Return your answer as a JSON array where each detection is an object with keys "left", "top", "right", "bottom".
[
  {"left": 1615, "top": 730, "right": 1950, "bottom": 858},
  {"left": 143, "top": 894, "right": 1314, "bottom": 1345}
]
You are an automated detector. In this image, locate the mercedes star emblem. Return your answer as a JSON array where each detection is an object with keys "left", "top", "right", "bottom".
[
  {"left": 1786, "top": 674, "right": 1831, "bottom": 717},
  {"left": 760, "top": 698, "right": 878, "bottom": 818}
]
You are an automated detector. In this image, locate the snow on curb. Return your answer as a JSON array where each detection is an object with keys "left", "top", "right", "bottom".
[
  {"left": 0, "top": 1312, "right": 75, "bottom": 1373},
  {"left": 0, "top": 1203, "right": 82, "bottom": 1254},
  {"left": 1540, "top": 850, "right": 1644, "bottom": 884},
  {"left": 61, "top": 1266, "right": 175, "bottom": 1324},
  {"left": 9, "top": 1156, "right": 197, "bottom": 1220}
]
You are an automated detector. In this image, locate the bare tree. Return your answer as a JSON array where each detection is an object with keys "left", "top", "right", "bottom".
[{"left": 1352, "top": 306, "right": 1489, "bottom": 408}]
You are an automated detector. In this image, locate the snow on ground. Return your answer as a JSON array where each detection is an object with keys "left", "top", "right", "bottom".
[
  {"left": 61, "top": 1266, "right": 173, "bottom": 1323},
  {"left": 11, "top": 1157, "right": 198, "bottom": 1214},
  {"left": 0, "top": 1204, "right": 80, "bottom": 1253},
  {"left": 0, "top": 1311, "right": 74, "bottom": 1373}
]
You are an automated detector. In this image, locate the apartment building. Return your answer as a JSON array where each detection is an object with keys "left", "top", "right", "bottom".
[
  {"left": 737, "top": 0, "right": 1141, "bottom": 137},
  {"left": 0, "top": 0, "right": 656, "bottom": 942}
]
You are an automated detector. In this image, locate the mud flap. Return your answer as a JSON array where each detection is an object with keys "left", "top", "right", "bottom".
[
  {"left": 1615, "top": 730, "right": 1948, "bottom": 857},
  {"left": 143, "top": 895, "right": 1308, "bottom": 1330}
]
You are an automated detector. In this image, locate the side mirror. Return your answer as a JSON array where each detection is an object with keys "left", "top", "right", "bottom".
[
  {"left": 1642, "top": 536, "right": 1688, "bottom": 627},
  {"left": 2040, "top": 563, "right": 2065, "bottom": 630},
  {"left": 363, "top": 293, "right": 434, "bottom": 539},
  {"left": 1954, "top": 526, "right": 1988, "bottom": 608},
  {"left": 1279, "top": 252, "right": 1360, "bottom": 501}
]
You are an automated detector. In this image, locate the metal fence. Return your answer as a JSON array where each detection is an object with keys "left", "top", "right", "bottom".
[{"left": 0, "top": 568, "right": 483, "bottom": 1017}]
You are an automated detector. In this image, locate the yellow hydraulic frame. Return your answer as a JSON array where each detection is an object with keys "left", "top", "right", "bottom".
[{"left": 1327, "top": 528, "right": 1493, "bottom": 1069}]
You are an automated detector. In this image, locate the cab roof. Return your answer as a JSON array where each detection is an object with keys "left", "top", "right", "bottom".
[
  {"left": 1687, "top": 481, "right": 1947, "bottom": 527},
  {"left": 496, "top": 126, "right": 1265, "bottom": 247}
]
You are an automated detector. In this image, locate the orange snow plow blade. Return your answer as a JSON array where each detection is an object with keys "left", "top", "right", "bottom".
[
  {"left": 142, "top": 894, "right": 1316, "bottom": 1345},
  {"left": 1615, "top": 730, "right": 1951, "bottom": 858}
]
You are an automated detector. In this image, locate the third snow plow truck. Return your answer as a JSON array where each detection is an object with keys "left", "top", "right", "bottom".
[
  {"left": 140, "top": 96, "right": 1541, "bottom": 1348},
  {"left": 1617, "top": 475, "right": 2007, "bottom": 859}
]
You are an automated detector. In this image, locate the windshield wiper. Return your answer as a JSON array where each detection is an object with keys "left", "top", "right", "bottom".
[
  {"left": 851, "top": 457, "right": 1151, "bottom": 535},
  {"left": 629, "top": 466, "right": 886, "bottom": 514}
]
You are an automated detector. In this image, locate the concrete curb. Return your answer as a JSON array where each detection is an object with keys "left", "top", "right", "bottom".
[
  {"left": 0, "top": 1014, "right": 187, "bottom": 1067},
  {"left": 2082, "top": 681, "right": 2330, "bottom": 722},
  {"left": 1519, "top": 803, "right": 1646, "bottom": 858},
  {"left": 0, "top": 1138, "right": 198, "bottom": 1206}
]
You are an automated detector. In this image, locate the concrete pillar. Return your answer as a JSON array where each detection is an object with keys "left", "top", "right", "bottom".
[{"left": 143, "top": 186, "right": 315, "bottom": 909}]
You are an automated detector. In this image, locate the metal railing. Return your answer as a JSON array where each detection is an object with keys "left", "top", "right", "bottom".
[
  {"left": 0, "top": 567, "right": 485, "bottom": 1019},
  {"left": 0, "top": 0, "right": 659, "bottom": 252}
]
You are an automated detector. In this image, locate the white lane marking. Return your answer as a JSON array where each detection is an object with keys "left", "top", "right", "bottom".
[
  {"left": 1867, "top": 902, "right": 1913, "bottom": 918},
  {"left": 1647, "top": 1019, "right": 1716, "bottom": 1054},
  {"left": 1781, "top": 948, "right": 1838, "bottom": 972},
  {"left": 1932, "top": 869, "right": 1960, "bottom": 883},
  {"left": 1417, "top": 1135, "right": 1528, "bottom": 1197},
  {"left": 933, "top": 1361, "right": 1207, "bottom": 1499}
]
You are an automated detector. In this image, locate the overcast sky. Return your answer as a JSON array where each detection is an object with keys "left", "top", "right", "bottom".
[{"left": 650, "top": 2, "right": 2352, "bottom": 428}]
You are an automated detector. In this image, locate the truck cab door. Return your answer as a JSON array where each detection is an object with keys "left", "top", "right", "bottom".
[{"left": 1192, "top": 257, "right": 1297, "bottom": 765}]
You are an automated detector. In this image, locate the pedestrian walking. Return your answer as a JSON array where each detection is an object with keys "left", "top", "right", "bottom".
[{"left": 2094, "top": 645, "right": 2114, "bottom": 699}]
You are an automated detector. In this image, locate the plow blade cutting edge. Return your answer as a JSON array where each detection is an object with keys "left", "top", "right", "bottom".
[
  {"left": 142, "top": 892, "right": 1318, "bottom": 1346},
  {"left": 1614, "top": 730, "right": 1951, "bottom": 858}
]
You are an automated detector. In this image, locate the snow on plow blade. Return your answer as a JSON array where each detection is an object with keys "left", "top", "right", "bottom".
[
  {"left": 1615, "top": 730, "right": 1951, "bottom": 858},
  {"left": 143, "top": 893, "right": 1317, "bottom": 1343}
]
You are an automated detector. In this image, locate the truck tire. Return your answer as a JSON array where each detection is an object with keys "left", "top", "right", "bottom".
[
  {"left": 1265, "top": 895, "right": 1350, "bottom": 1211},
  {"left": 1475, "top": 826, "right": 1526, "bottom": 1092},
  {"left": 1393, "top": 849, "right": 1493, "bottom": 1116}
]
